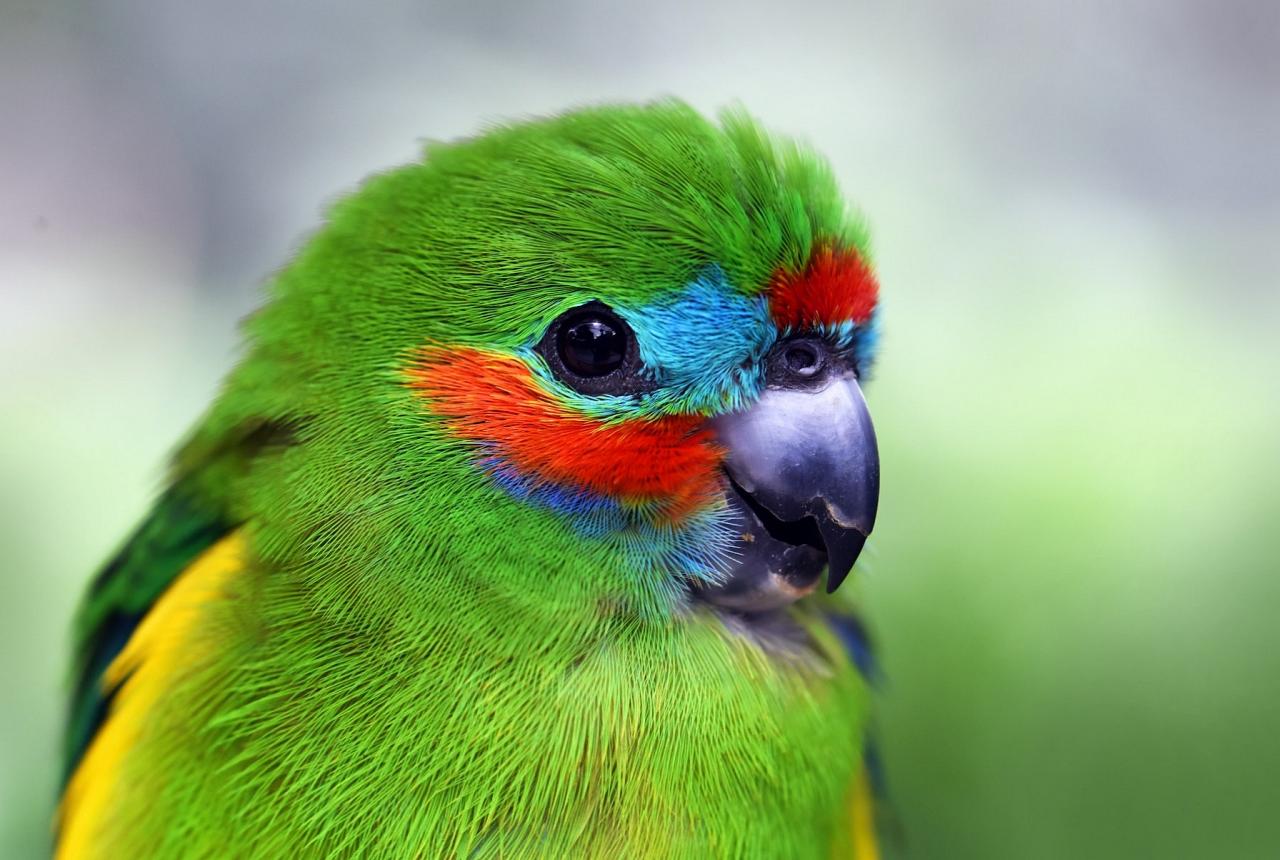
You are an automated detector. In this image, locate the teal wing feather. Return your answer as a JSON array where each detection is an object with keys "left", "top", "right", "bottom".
[{"left": 64, "top": 416, "right": 301, "bottom": 783}]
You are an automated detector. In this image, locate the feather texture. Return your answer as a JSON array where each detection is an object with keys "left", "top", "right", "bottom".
[{"left": 61, "top": 100, "right": 885, "bottom": 857}]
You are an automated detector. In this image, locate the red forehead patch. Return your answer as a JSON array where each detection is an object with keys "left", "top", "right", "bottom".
[{"left": 768, "top": 245, "right": 879, "bottom": 329}]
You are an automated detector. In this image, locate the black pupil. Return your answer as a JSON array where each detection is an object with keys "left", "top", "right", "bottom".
[
  {"left": 559, "top": 315, "right": 625, "bottom": 377},
  {"left": 785, "top": 345, "right": 819, "bottom": 375}
]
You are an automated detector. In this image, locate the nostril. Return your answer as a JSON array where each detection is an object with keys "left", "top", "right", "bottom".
[{"left": 783, "top": 344, "right": 822, "bottom": 377}]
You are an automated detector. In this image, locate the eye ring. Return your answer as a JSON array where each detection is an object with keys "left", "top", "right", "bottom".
[{"left": 534, "top": 302, "right": 654, "bottom": 396}]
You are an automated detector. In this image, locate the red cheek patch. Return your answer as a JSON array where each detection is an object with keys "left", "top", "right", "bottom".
[
  {"left": 407, "top": 347, "right": 724, "bottom": 520},
  {"left": 769, "top": 244, "right": 879, "bottom": 329}
]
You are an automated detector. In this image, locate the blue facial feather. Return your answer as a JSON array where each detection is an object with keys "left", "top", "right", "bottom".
[
  {"left": 619, "top": 266, "right": 776, "bottom": 416},
  {"left": 480, "top": 452, "right": 740, "bottom": 593}
]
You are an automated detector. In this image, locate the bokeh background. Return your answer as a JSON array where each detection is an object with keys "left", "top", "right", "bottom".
[{"left": 3, "top": 1, "right": 1278, "bottom": 857}]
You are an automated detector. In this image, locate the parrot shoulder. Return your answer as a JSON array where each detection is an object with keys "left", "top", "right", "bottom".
[
  {"left": 63, "top": 478, "right": 234, "bottom": 782},
  {"left": 825, "top": 609, "right": 893, "bottom": 860},
  {"left": 58, "top": 415, "right": 296, "bottom": 854},
  {"left": 56, "top": 531, "right": 246, "bottom": 858}
]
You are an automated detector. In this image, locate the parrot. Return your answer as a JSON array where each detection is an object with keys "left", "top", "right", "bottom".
[{"left": 56, "top": 100, "right": 886, "bottom": 859}]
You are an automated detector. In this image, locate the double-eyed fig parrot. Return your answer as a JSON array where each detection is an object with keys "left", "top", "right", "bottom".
[{"left": 58, "top": 100, "right": 886, "bottom": 859}]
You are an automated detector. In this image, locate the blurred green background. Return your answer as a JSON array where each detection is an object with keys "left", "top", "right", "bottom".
[{"left": 2, "top": 1, "right": 1277, "bottom": 857}]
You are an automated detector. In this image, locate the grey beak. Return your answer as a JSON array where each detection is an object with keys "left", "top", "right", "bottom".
[{"left": 702, "top": 374, "right": 879, "bottom": 608}]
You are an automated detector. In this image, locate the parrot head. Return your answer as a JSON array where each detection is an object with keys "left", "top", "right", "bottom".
[{"left": 191, "top": 100, "right": 880, "bottom": 636}]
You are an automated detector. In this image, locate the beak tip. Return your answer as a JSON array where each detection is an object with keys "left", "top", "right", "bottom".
[
  {"left": 817, "top": 521, "right": 869, "bottom": 594},
  {"left": 825, "top": 562, "right": 853, "bottom": 593}
]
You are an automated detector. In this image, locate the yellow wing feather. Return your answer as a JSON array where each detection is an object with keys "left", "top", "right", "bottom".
[
  {"left": 851, "top": 766, "right": 882, "bottom": 860},
  {"left": 56, "top": 534, "right": 246, "bottom": 860}
]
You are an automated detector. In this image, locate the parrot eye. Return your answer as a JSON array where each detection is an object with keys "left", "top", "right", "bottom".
[
  {"left": 536, "top": 302, "right": 653, "bottom": 396},
  {"left": 559, "top": 312, "right": 626, "bottom": 377}
]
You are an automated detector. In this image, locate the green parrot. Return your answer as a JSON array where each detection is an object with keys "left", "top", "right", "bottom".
[{"left": 57, "top": 100, "right": 886, "bottom": 859}]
